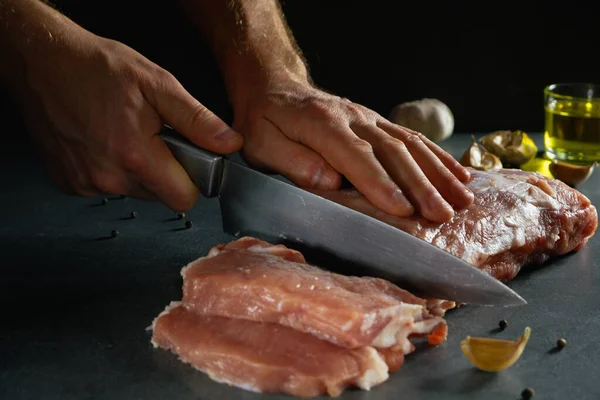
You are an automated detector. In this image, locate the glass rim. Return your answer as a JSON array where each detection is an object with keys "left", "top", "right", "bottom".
[{"left": 544, "top": 82, "right": 600, "bottom": 100}]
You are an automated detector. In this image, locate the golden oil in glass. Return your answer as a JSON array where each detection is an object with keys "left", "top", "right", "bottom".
[{"left": 544, "top": 94, "right": 600, "bottom": 164}]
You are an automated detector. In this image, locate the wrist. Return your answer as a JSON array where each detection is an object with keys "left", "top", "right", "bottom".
[{"left": 226, "top": 53, "right": 312, "bottom": 117}]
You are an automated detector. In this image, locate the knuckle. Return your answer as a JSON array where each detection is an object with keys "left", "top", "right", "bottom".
[
  {"left": 348, "top": 138, "right": 374, "bottom": 154},
  {"left": 154, "top": 67, "right": 180, "bottom": 91},
  {"left": 379, "top": 135, "right": 404, "bottom": 149},
  {"left": 436, "top": 163, "right": 453, "bottom": 178},
  {"left": 188, "top": 102, "right": 213, "bottom": 127},
  {"left": 419, "top": 185, "right": 439, "bottom": 200},
  {"left": 347, "top": 106, "right": 369, "bottom": 125},
  {"left": 306, "top": 98, "right": 336, "bottom": 120},
  {"left": 404, "top": 133, "right": 424, "bottom": 146},
  {"left": 120, "top": 149, "right": 146, "bottom": 173}
]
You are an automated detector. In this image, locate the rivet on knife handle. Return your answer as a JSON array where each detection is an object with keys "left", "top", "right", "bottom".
[{"left": 159, "top": 125, "right": 224, "bottom": 198}]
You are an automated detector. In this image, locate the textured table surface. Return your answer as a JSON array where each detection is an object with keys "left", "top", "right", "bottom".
[{"left": 1, "top": 133, "right": 599, "bottom": 400}]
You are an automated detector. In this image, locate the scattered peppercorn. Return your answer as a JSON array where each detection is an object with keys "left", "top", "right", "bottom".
[
  {"left": 177, "top": 212, "right": 186, "bottom": 220},
  {"left": 185, "top": 220, "right": 193, "bottom": 229},
  {"left": 119, "top": 195, "right": 126, "bottom": 199},
  {"left": 499, "top": 320, "right": 508, "bottom": 330},
  {"left": 130, "top": 211, "right": 137, "bottom": 219},
  {"left": 556, "top": 338, "right": 567, "bottom": 349},
  {"left": 521, "top": 387, "right": 535, "bottom": 399},
  {"left": 111, "top": 229, "right": 119, "bottom": 238},
  {"left": 102, "top": 198, "right": 108, "bottom": 205}
]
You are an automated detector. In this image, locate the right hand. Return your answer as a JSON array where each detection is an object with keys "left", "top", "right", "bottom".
[{"left": 11, "top": 21, "right": 242, "bottom": 212}]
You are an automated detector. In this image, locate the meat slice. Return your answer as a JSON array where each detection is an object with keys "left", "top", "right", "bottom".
[
  {"left": 180, "top": 237, "right": 448, "bottom": 352},
  {"left": 151, "top": 302, "right": 391, "bottom": 398},
  {"left": 312, "top": 168, "right": 598, "bottom": 282}
]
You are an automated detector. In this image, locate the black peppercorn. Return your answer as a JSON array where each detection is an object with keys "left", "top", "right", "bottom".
[
  {"left": 556, "top": 338, "right": 567, "bottom": 349},
  {"left": 102, "top": 197, "right": 108, "bottom": 205},
  {"left": 177, "top": 212, "right": 186, "bottom": 220},
  {"left": 521, "top": 387, "right": 535, "bottom": 399},
  {"left": 499, "top": 320, "right": 508, "bottom": 330},
  {"left": 111, "top": 229, "right": 119, "bottom": 238},
  {"left": 185, "top": 220, "right": 193, "bottom": 229},
  {"left": 130, "top": 211, "right": 137, "bottom": 219}
]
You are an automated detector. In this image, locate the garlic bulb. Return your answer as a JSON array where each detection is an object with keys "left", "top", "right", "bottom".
[{"left": 388, "top": 98, "right": 454, "bottom": 142}]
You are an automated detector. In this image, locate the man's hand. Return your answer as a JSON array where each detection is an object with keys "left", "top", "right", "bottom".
[
  {"left": 1, "top": 0, "right": 242, "bottom": 211},
  {"left": 179, "top": 0, "right": 473, "bottom": 223},
  {"left": 232, "top": 80, "right": 473, "bottom": 223}
]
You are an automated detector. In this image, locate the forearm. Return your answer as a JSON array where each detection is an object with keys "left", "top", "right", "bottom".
[
  {"left": 0, "top": 0, "right": 81, "bottom": 91},
  {"left": 177, "top": 0, "right": 310, "bottom": 110}
]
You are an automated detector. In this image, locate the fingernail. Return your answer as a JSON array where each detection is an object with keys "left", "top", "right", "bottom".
[
  {"left": 311, "top": 168, "right": 336, "bottom": 189},
  {"left": 452, "top": 183, "right": 474, "bottom": 201},
  {"left": 215, "top": 127, "right": 241, "bottom": 141},
  {"left": 392, "top": 189, "right": 414, "bottom": 210},
  {"left": 310, "top": 168, "right": 323, "bottom": 188},
  {"left": 461, "top": 168, "right": 472, "bottom": 181}
]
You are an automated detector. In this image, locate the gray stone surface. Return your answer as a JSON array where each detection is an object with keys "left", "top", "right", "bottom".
[{"left": 2, "top": 133, "right": 599, "bottom": 399}]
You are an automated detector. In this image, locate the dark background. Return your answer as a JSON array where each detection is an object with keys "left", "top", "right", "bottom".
[{"left": 2, "top": 0, "right": 599, "bottom": 138}]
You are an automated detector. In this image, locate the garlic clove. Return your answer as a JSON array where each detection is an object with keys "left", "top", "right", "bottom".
[
  {"left": 460, "top": 136, "right": 503, "bottom": 171},
  {"left": 461, "top": 327, "right": 531, "bottom": 372},
  {"left": 549, "top": 160, "right": 597, "bottom": 186},
  {"left": 479, "top": 130, "right": 538, "bottom": 166}
]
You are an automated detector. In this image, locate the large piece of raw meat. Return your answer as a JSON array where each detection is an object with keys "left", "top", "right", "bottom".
[
  {"left": 181, "top": 237, "right": 449, "bottom": 351},
  {"left": 152, "top": 303, "right": 391, "bottom": 397},
  {"left": 313, "top": 168, "right": 598, "bottom": 282},
  {"left": 151, "top": 237, "right": 448, "bottom": 397}
]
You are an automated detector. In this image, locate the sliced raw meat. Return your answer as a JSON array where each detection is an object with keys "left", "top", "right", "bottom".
[
  {"left": 151, "top": 302, "right": 391, "bottom": 398},
  {"left": 312, "top": 168, "right": 598, "bottom": 282},
  {"left": 180, "top": 236, "right": 448, "bottom": 351}
]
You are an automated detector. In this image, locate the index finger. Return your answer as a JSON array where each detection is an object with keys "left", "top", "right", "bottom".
[
  {"left": 378, "top": 120, "right": 472, "bottom": 183},
  {"left": 143, "top": 70, "right": 243, "bottom": 155},
  {"left": 129, "top": 135, "right": 200, "bottom": 212}
]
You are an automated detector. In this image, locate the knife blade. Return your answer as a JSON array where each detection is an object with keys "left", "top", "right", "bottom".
[{"left": 159, "top": 125, "right": 526, "bottom": 306}]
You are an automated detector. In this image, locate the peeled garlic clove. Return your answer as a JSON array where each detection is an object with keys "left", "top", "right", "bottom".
[
  {"left": 460, "top": 137, "right": 503, "bottom": 171},
  {"left": 388, "top": 98, "right": 454, "bottom": 143},
  {"left": 461, "top": 327, "right": 531, "bottom": 372},
  {"left": 549, "top": 160, "right": 597, "bottom": 186},
  {"left": 479, "top": 130, "right": 538, "bottom": 166}
]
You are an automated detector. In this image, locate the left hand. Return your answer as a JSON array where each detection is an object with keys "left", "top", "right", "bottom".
[{"left": 231, "top": 80, "right": 474, "bottom": 223}]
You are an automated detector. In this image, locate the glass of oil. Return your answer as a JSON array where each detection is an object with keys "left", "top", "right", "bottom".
[{"left": 544, "top": 83, "right": 600, "bottom": 164}]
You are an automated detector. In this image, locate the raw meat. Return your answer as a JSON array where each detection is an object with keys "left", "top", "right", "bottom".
[
  {"left": 312, "top": 168, "right": 598, "bottom": 282},
  {"left": 151, "top": 303, "right": 390, "bottom": 398},
  {"left": 151, "top": 237, "right": 450, "bottom": 397},
  {"left": 180, "top": 236, "right": 448, "bottom": 351}
]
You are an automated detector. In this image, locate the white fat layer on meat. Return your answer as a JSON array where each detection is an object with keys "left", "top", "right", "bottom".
[
  {"left": 247, "top": 244, "right": 279, "bottom": 253},
  {"left": 390, "top": 316, "right": 445, "bottom": 354},
  {"left": 360, "top": 313, "right": 376, "bottom": 332},
  {"left": 341, "top": 320, "right": 353, "bottom": 332},
  {"left": 369, "top": 304, "right": 428, "bottom": 350},
  {"left": 205, "top": 370, "right": 261, "bottom": 394},
  {"left": 355, "top": 347, "right": 390, "bottom": 390}
]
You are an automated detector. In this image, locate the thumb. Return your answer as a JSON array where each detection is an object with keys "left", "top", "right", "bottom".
[{"left": 144, "top": 71, "right": 243, "bottom": 154}]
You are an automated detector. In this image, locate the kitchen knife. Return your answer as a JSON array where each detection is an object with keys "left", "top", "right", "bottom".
[{"left": 159, "top": 125, "right": 526, "bottom": 306}]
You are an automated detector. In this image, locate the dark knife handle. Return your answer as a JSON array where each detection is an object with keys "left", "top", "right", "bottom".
[{"left": 159, "top": 125, "right": 224, "bottom": 198}]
